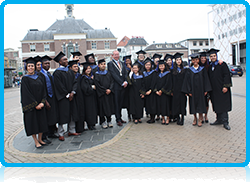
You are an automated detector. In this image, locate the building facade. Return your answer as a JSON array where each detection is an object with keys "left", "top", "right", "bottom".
[
  {"left": 21, "top": 4, "right": 117, "bottom": 71},
  {"left": 117, "top": 36, "right": 130, "bottom": 58},
  {"left": 211, "top": 4, "right": 246, "bottom": 68}
]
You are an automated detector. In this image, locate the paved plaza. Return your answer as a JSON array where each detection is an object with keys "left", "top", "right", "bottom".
[{"left": 3, "top": 74, "right": 247, "bottom": 164}]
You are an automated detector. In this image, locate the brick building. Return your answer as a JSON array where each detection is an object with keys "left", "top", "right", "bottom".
[{"left": 21, "top": 4, "right": 117, "bottom": 71}]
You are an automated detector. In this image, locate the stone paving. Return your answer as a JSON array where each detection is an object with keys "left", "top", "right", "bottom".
[
  {"left": 4, "top": 167, "right": 246, "bottom": 187},
  {"left": 3, "top": 74, "right": 247, "bottom": 164}
]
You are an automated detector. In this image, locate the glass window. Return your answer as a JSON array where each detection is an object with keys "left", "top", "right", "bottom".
[
  {"left": 30, "top": 44, "right": 35, "bottom": 52},
  {"left": 229, "top": 16, "right": 233, "bottom": 22},
  {"left": 239, "top": 27, "right": 243, "bottom": 33},
  {"left": 193, "top": 41, "right": 197, "bottom": 46},
  {"left": 105, "top": 41, "right": 110, "bottom": 49},
  {"left": 199, "top": 41, "right": 203, "bottom": 46},
  {"left": 218, "top": 22, "right": 220, "bottom": 27},
  {"left": 243, "top": 25, "right": 246, "bottom": 32},
  {"left": 205, "top": 41, "right": 209, "bottom": 46},
  {"left": 62, "top": 43, "right": 66, "bottom": 54},
  {"left": 238, "top": 11, "right": 242, "bottom": 18},
  {"left": 44, "top": 44, "right": 50, "bottom": 51},
  {"left": 13, "top": 52, "right": 18, "bottom": 57},
  {"left": 229, "top": 30, "right": 233, "bottom": 36},
  {"left": 243, "top": 9, "right": 246, "bottom": 16},
  {"left": 91, "top": 42, "right": 97, "bottom": 49},
  {"left": 221, "top": 20, "right": 224, "bottom": 26},
  {"left": 233, "top": 14, "right": 237, "bottom": 20},
  {"left": 75, "top": 43, "right": 79, "bottom": 51},
  {"left": 234, "top": 28, "right": 238, "bottom": 35},
  {"left": 217, "top": 9, "right": 220, "bottom": 14}
]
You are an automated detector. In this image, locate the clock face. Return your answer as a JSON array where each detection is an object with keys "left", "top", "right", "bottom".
[{"left": 67, "top": 5, "right": 72, "bottom": 10}]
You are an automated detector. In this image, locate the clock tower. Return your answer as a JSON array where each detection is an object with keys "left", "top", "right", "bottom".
[{"left": 65, "top": 4, "right": 74, "bottom": 18}]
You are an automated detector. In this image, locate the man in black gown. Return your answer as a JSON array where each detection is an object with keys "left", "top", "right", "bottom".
[
  {"left": 107, "top": 50, "right": 128, "bottom": 126},
  {"left": 53, "top": 52, "right": 79, "bottom": 141},
  {"left": 207, "top": 48, "right": 232, "bottom": 130},
  {"left": 135, "top": 49, "right": 147, "bottom": 73}
]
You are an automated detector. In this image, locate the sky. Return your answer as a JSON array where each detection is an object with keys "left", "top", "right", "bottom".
[{"left": 4, "top": 4, "right": 214, "bottom": 50}]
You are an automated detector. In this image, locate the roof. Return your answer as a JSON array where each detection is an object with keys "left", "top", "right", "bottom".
[
  {"left": 117, "top": 36, "right": 130, "bottom": 47},
  {"left": 84, "top": 29, "right": 116, "bottom": 39},
  {"left": 178, "top": 38, "right": 214, "bottom": 43},
  {"left": 144, "top": 43, "right": 187, "bottom": 51},
  {"left": 125, "top": 38, "right": 147, "bottom": 47},
  {"left": 22, "top": 30, "right": 55, "bottom": 41}
]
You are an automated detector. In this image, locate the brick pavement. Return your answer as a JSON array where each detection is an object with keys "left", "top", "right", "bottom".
[
  {"left": 3, "top": 74, "right": 247, "bottom": 164},
  {"left": 4, "top": 167, "right": 246, "bottom": 187}
]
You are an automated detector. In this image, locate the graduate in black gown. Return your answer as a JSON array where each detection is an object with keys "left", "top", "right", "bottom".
[
  {"left": 122, "top": 55, "right": 132, "bottom": 121},
  {"left": 155, "top": 60, "right": 172, "bottom": 125},
  {"left": 68, "top": 60, "right": 85, "bottom": 133},
  {"left": 84, "top": 53, "right": 98, "bottom": 74},
  {"left": 21, "top": 57, "right": 48, "bottom": 149},
  {"left": 53, "top": 52, "right": 79, "bottom": 141},
  {"left": 128, "top": 62, "right": 146, "bottom": 124},
  {"left": 207, "top": 48, "right": 232, "bottom": 130},
  {"left": 171, "top": 53, "right": 187, "bottom": 125},
  {"left": 135, "top": 49, "right": 147, "bottom": 73},
  {"left": 152, "top": 53, "right": 162, "bottom": 70},
  {"left": 143, "top": 57, "right": 157, "bottom": 124},
  {"left": 182, "top": 53, "right": 212, "bottom": 127},
  {"left": 40, "top": 55, "right": 59, "bottom": 143},
  {"left": 81, "top": 62, "right": 98, "bottom": 130},
  {"left": 94, "top": 59, "right": 115, "bottom": 129}
]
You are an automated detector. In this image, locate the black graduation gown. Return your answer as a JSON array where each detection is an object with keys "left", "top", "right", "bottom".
[
  {"left": 137, "top": 60, "right": 145, "bottom": 73},
  {"left": 40, "top": 71, "right": 59, "bottom": 126},
  {"left": 81, "top": 76, "right": 98, "bottom": 125},
  {"left": 94, "top": 71, "right": 115, "bottom": 118},
  {"left": 122, "top": 66, "right": 131, "bottom": 109},
  {"left": 155, "top": 71, "right": 172, "bottom": 116},
  {"left": 21, "top": 73, "right": 48, "bottom": 136},
  {"left": 182, "top": 66, "right": 212, "bottom": 114},
  {"left": 53, "top": 67, "right": 77, "bottom": 124},
  {"left": 75, "top": 74, "right": 85, "bottom": 133},
  {"left": 143, "top": 70, "right": 157, "bottom": 115},
  {"left": 208, "top": 62, "right": 232, "bottom": 113},
  {"left": 172, "top": 68, "right": 187, "bottom": 116},
  {"left": 128, "top": 74, "right": 146, "bottom": 119}
]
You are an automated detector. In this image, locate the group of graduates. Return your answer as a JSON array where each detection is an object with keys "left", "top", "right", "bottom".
[{"left": 21, "top": 48, "right": 232, "bottom": 149}]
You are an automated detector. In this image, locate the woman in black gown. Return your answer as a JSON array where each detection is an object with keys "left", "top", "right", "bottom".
[{"left": 21, "top": 57, "right": 48, "bottom": 148}]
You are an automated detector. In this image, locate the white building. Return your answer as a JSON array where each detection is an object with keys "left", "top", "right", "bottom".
[
  {"left": 210, "top": 4, "right": 246, "bottom": 68},
  {"left": 178, "top": 38, "right": 214, "bottom": 56}
]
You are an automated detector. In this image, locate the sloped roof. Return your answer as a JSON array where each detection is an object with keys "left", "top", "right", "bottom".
[
  {"left": 84, "top": 29, "right": 116, "bottom": 39},
  {"left": 117, "top": 36, "right": 130, "bottom": 46},
  {"left": 125, "top": 38, "right": 147, "bottom": 47},
  {"left": 22, "top": 30, "right": 55, "bottom": 41},
  {"left": 144, "top": 43, "right": 187, "bottom": 51}
]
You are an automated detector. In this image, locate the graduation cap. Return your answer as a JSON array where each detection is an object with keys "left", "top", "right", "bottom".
[
  {"left": 97, "top": 59, "right": 106, "bottom": 64},
  {"left": 189, "top": 53, "right": 200, "bottom": 59},
  {"left": 158, "top": 60, "right": 166, "bottom": 65},
  {"left": 144, "top": 57, "right": 152, "bottom": 64},
  {"left": 80, "top": 61, "right": 92, "bottom": 68},
  {"left": 41, "top": 55, "right": 52, "bottom": 63},
  {"left": 84, "top": 53, "right": 95, "bottom": 62},
  {"left": 132, "top": 61, "right": 141, "bottom": 67},
  {"left": 164, "top": 54, "right": 174, "bottom": 60},
  {"left": 199, "top": 52, "right": 207, "bottom": 57},
  {"left": 33, "top": 55, "right": 41, "bottom": 64},
  {"left": 53, "top": 51, "right": 66, "bottom": 63},
  {"left": 152, "top": 53, "right": 162, "bottom": 59},
  {"left": 207, "top": 48, "right": 220, "bottom": 55},
  {"left": 68, "top": 60, "right": 79, "bottom": 67},
  {"left": 136, "top": 50, "right": 146, "bottom": 55},
  {"left": 173, "top": 52, "right": 183, "bottom": 59},
  {"left": 71, "top": 51, "right": 82, "bottom": 57},
  {"left": 123, "top": 55, "right": 131, "bottom": 61},
  {"left": 23, "top": 57, "right": 36, "bottom": 65}
]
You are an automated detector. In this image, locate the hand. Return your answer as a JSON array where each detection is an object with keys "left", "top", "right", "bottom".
[
  {"left": 204, "top": 92, "right": 207, "bottom": 96},
  {"left": 45, "top": 100, "right": 51, "bottom": 110},
  {"left": 146, "top": 90, "right": 151, "bottom": 95},
  {"left": 123, "top": 82, "right": 128, "bottom": 88},
  {"left": 218, "top": 59, "right": 223, "bottom": 65},
  {"left": 189, "top": 93, "right": 192, "bottom": 97},
  {"left": 140, "top": 94, "right": 145, "bottom": 98},
  {"left": 106, "top": 89, "right": 111, "bottom": 95},
  {"left": 91, "top": 75, "right": 94, "bottom": 79},
  {"left": 171, "top": 93, "right": 173, "bottom": 96},
  {"left": 35, "top": 103, "right": 44, "bottom": 110},
  {"left": 69, "top": 92, "right": 74, "bottom": 101},
  {"left": 222, "top": 87, "right": 228, "bottom": 93},
  {"left": 92, "top": 85, "right": 96, "bottom": 90}
]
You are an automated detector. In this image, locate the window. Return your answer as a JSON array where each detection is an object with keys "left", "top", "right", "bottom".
[
  {"left": 105, "top": 41, "right": 110, "bottom": 49},
  {"left": 217, "top": 9, "right": 220, "bottom": 14},
  {"left": 239, "top": 27, "right": 243, "bottom": 33},
  {"left": 166, "top": 44, "right": 172, "bottom": 48},
  {"left": 13, "top": 52, "right": 18, "bottom": 57},
  {"left": 233, "top": 14, "right": 237, "bottom": 20},
  {"left": 91, "top": 42, "right": 97, "bottom": 49},
  {"left": 243, "top": 9, "right": 246, "bottom": 16},
  {"left": 221, "top": 20, "right": 224, "bottom": 26},
  {"left": 233, "top": 28, "right": 237, "bottom": 35},
  {"left": 229, "top": 30, "right": 233, "bottom": 36},
  {"left": 225, "top": 32, "right": 227, "bottom": 37},
  {"left": 224, "top": 19, "right": 227, "bottom": 24},
  {"left": 62, "top": 43, "right": 66, "bottom": 54},
  {"left": 156, "top": 44, "right": 162, "bottom": 48},
  {"left": 243, "top": 25, "right": 246, "bottom": 32},
  {"left": 193, "top": 41, "right": 197, "bottom": 46},
  {"left": 67, "top": 42, "right": 74, "bottom": 58},
  {"left": 30, "top": 44, "right": 35, "bottom": 52},
  {"left": 205, "top": 41, "right": 209, "bottom": 46},
  {"left": 199, "top": 41, "right": 203, "bottom": 46},
  {"left": 44, "top": 44, "right": 50, "bottom": 51},
  {"left": 218, "top": 22, "right": 220, "bottom": 27},
  {"left": 222, "top": 33, "right": 225, "bottom": 38},
  {"left": 238, "top": 11, "right": 242, "bottom": 18},
  {"left": 75, "top": 43, "right": 79, "bottom": 51},
  {"left": 175, "top": 44, "right": 181, "bottom": 48},
  {"left": 229, "top": 16, "right": 233, "bottom": 22}
]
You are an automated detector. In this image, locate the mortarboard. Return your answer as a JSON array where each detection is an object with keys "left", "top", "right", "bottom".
[
  {"left": 152, "top": 53, "right": 162, "bottom": 59},
  {"left": 68, "top": 60, "right": 79, "bottom": 67},
  {"left": 84, "top": 53, "right": 95, "bottom": 62},
  {"left": 136, "top": 50, "right": 147, "bottom": 55},
  {"left": 189, "top": 53, "right": 200, "bottom": 59},
  {"left": 144, "top": 57, "right": 152, "bottom": 64},
  {"left": 53, "top": 51, "right": 66, "bottom": 63},
  {"left": 41, "top": 55, "right": 52, "bottom": 63},
  {"left": 206, "top": 48, "right": 220, "bottom": 55},
  {"left": 158, "top": 60, "right": 166, "bottom": 65},
  {"left": 71, "top": 51, "right": 82, "bottom": 57},
  {"left": 123, "top": 55, "right": 132, "bottom": 61},
  {"left": 173, "top": 52, "right": 183, "bottom": 59},
  {"left": 23, "top": 57, "right": 36, "bottom": 65},
  {"left": 164, "top": 54, "right": 174, "bottom": 60},
  {"left": 199, "top": 52, "right": 207, "bottom": 57}
]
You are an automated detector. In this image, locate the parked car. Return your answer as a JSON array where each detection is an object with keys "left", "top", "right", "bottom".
[{"left": 228, "top": 65, "right": 243, "bottom": 77}]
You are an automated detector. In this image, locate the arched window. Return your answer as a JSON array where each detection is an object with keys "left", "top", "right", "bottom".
[{"left": 67, "top": 42, "right": 74, "bottom": 58}]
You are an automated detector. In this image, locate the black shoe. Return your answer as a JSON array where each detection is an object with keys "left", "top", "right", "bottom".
[
  {"left": 202, "top": 120, "right": 204, "bottom": 124},
  {"left": 138, "top": 120, "right": 142, "bottom": 123},
  {"left": 224, "top": 124, "right": 231, "bottom": 130},
  {"left": 48, "top": 134, "right": 59, "bottom": 138},
  {"left": 42, "top": 138, "right": 52, "bottom": 144},
  {"left": 155, "top": 117, "right": 160, "bottom": 121},
  {"left": 35, "top": 144, "right": 43, "bottom": 149},
  {"left": 210, "top": 121, "right": 221, "bottom": 125},
  {"left": 147, "top": 119, "right": 155, "bottom": 124},
  {"left": 205, "top": 120, "right": 209, "bottom": 123}
]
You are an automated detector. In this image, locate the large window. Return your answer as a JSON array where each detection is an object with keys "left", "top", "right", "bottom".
[
  {"left": 30, "top": 44, "right": 35, "bottom": 52},
  {"left": 92, "top": 42, "right": 97, "bottom": 49},
  {"left": 67, "top": 42, "right": 74, "bottom": 58},
  {"left": 75, "top": 43, "right": 79, "bottom": 51},
  {"left": 193, "top": 41, "right": 197, "bottom": 46},
  {"left": 44, "top": 44, "right": 50, "bottom": 51},
  {"left": 105, "top": 41, "right": 110, "bottom": 49}
]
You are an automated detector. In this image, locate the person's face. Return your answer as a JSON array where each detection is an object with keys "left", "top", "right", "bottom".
[
  {"left": 159, "top": 64, "right": 165, "bottom": 72},
  {"left": 126, "top": 59, "right": 131, "bottom": 69},
  {"left": 27, "top": 63, "right": 35, "bottom": 74},
  {"left": 209, "top": 54, "right": 217, "bottom": 62},
  {"left": 36, "top": 62, "right": 42, "bottom": 71},
  {"left": 132, "top": 65, "right": 139, "bottom": 74},
  {"left": 200, "top": 56, "right": 207, "bottom": 64},
  {"left": 42, "top": 61, "right": 50, "bottom": 71},
  {"left": 60, "top": 56, "right": 68, "bottom": 67},
  {"left": 145, "top": 62, "right": 151, "bottom": 71},
  {"left": 167, "top": 58, "right": 172, "bottom": 66},
  {"left": 112, "top": 51, "right": 120, "bottom": 61},
  {"left": 176, "top": 58, "right": 182, "bottom": 66},
  {"left": 138, "top": 54, "right": 145, "bottom": 61},
  {"left": 98, "top": 62, "right": 106, "bottom": 71},
  {"left": 70, "top": 64, "right": 79, "bottom": 73},
  {"left": 88, "top": 56, "right": 95, "bottom": 63},
  {"left": 85, "top": 66, "right": 92, "bottom": 75},
  {"left": 73, "top": 56, "right": 80, "bottom": 61},
  {"left": 154, "top": 57, "right": 159, "bottom": 64},
  {"left": 192, "top": 58, "right": 199, "bottom": 66}
]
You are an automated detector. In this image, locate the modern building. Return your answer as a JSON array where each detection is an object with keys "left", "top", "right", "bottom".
[
  {"left": 144, "top": 42, "right": 189, "bottom": 64},
  {"left": 178, "top": 38, "right": 214, "bottom": 57},
  {"left": 21, "top": 4, "right": 117, "bottom": 71},
  {"left": 210, "top": 4, "right": 246, "bottom": 68}
]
